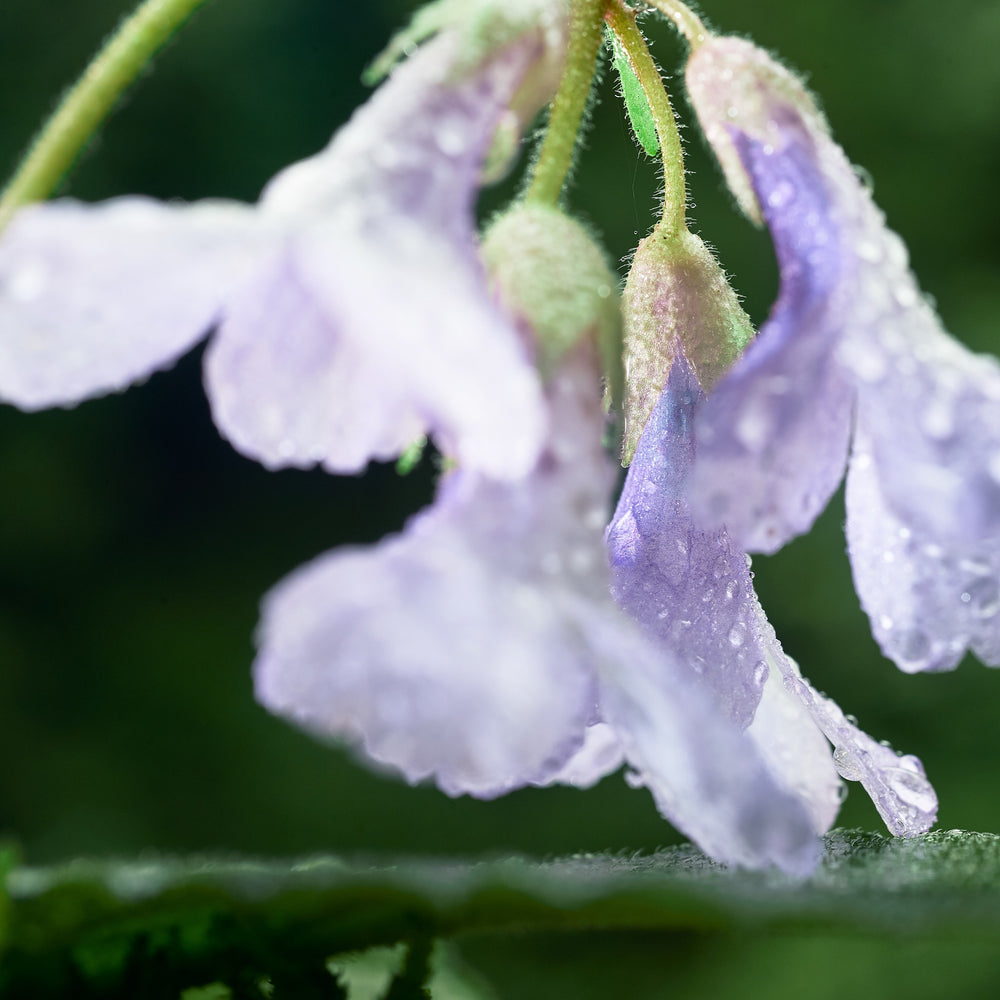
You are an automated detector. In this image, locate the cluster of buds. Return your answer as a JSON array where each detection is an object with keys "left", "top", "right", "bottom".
[{"left": 1, "top": 0, "right": 995, "bottom": 872}]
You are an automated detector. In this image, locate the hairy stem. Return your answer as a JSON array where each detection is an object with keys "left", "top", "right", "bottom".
[
  {"left": 524, "top": 0, "right": 607, "bottom": 206},
  {"left": 605, "top": 1, "right": 687, "bottom": 233},
  {"left": 0, "top": 0, "right": 214, "bottom": 232}
]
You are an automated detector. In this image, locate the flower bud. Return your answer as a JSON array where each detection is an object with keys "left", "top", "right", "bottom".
[
  {"left": 481, "top": 203, "right": 621, "bottom": 394},
  {"left": 621, "top": 226, "right": 754, "bottom": 464}
]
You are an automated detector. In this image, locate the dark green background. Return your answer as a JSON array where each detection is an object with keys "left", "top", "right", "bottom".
[{"left": 1, "top": 1, "right": 999, "bottom": 995}]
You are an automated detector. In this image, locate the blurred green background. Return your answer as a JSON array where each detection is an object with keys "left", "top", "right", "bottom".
[{"left": 2, "top": 0, "right": 1000, "bottom": 995}]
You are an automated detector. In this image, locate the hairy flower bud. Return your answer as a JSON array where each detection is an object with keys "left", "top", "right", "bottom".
[
  {"left": 481, "top": 203, "right": 621, "bottom": 393},
  {"left": 620, "top": 226, "right": 754, "bottom": 464}
]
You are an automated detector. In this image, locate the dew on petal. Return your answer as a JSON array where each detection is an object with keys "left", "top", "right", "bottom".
[
  {"left": 962, "top": 576, "right": 1000, "bottom": 620},
  {"left": 832, "top": 746, "right": 863, "bottom": 781},
  {"left": 728, "top": 622, "right": 747, "bottom": 648}
]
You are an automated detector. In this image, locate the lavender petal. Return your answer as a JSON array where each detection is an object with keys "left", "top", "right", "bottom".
[{"left": 0, "top": 197, "right": 257, "bottom": 410}]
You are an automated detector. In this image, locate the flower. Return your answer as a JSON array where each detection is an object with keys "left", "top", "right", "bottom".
[
  {"left": 256, "top": 340, "right": 831, "bottom": 874},
  {"left": 608, "top": 352, "right": 937, "bottom": 841},
  {"left": 683, "top": 35, "right": 1000, "bottom": 672},
  {"left": 0, "top": 5, "right": 567, "bottom": 478}
]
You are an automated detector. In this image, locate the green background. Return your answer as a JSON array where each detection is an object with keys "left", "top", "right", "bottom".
[{"left": 1, "top": 0, "right": 1000, "bottom": 994}]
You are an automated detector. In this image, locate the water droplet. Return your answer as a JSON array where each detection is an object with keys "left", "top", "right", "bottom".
[
  {"left": 728, "top": 622, "right": 747, "bottom": 648},
  {"left": 734, "top": 394, "right": 776, "bottom": 453},
  {"left": 920, "top": 397, "right": 955, "bottom": 440},
  {"left": 853, "top": 164, "right": 875, "bottom": 194},
  {"left": 845, "top": 714, "right": 858, "bottom": 726},
  {"left": 7, "top": 259, "right": 48, "bottom": 302},
  {"left": 689, "top": 655, "right": 706, "bottom": 674},
  {"left": 855, "top": 239, "right": 882, "bottom": 263},
  {"left": 886, "top": 761, "right": 937, "bottom": 813},
  {"left": 833, "top": 746, "right": 863, "bottom": 781},
  {"left": 878, "top": 614, "right": 895, "bottom": 631},
  {"left": 724, "top": 580, "right": 738, "bottom": 602},
  {"left": 888, "top": 627, "right": 934, "bottom": 670},
  {"left": 893, "top": 282, "right": 919, "bottom": 309},
  {"left": 962, "top": 576, "right": 1000, "bottom": 619},
  {"left": 752, "top": 660, "right": 768, "bottom": 686},
  {"left": 712, "top": 555, "right": 727, "bottom": 580},
  {"left": 767, "top": 180, "right": 795, "bottom": 209},
  {"left": 436, "top": 121, "right": 468, "bottom": 156}
]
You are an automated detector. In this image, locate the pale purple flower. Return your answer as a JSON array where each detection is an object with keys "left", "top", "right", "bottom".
[
  {"left": 684, "top": 36, "right": 1000, "bottom": 672},
  {"left": 0, "top": 22, "right": 556, "bottom": 478},
  {"left": 256, "top": 345, "right": 836, "bottom": 874},
  {"left": 608, "top": 354, "right": 937, "bottom": 840}
]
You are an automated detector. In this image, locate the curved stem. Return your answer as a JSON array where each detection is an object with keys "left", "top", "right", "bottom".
[
  {"left": 641, "top": 0, "right": 709, "bottom": 51},
  {"left": 0, "top": 0, "right": 214, "bottom": 233},
  {"left": 605, "top": 1, "right": 686, "bottom": 233},
  {"left": 524, "top": 0, "right": 607, "bottom": 206}
]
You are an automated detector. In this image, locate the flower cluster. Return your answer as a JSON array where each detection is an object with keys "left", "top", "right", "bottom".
[{"left": 2, "top": 0, "right": 993, "bottom": 871}]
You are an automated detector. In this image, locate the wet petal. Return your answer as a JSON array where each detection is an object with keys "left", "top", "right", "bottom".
[
  {"left": 544, "top": 723, "right": 624, "bottom": 789},
  {"left": 255, "top": 348, "right": 614, "bottom": 797},
  {"left": 607, "top": 357, "right": 771, "bottom": 728},
  {"left": 213, "top": 29, "right": 550, "bottom": 477},
  {"left": 744, "top": 660, "right": 842, "bottom": 836},
  {"left": 846, "top": 428, "right": 1000, "bottom": 672},
  {"left": 0, "top": 197, "right": 258, "bottom": 410},
  {"left": 592, "top": 619, "right": 820, "bottom": 875},
  {"left": 685, "top": 38, "right": 855, "bottom": 552},
  {"left": 770, "top": 651, "right": 938, "bottom": 837}
]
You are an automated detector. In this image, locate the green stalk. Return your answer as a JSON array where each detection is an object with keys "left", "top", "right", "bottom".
[
  {"left": 605, "top": 1, "right": 687, "bottom": 234},
  {"left": 523, "top": 0, "right": 607, "bottom": 207},
  {"left": 0, "top": 0, "right": 214, "bottom": 232}
]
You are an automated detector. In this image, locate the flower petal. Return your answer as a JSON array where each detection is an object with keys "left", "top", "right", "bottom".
[
  {"left": 744, "top": 659, "right": 842, "bottom": 836},
  {"left": 770, "top": 650, "right": 937, "bottom": 837},
  {"left": 544, "top": 723, "right": 624, "bottom": 789},
  {"left": 685, "top": 38, "right": 855, "bottom": 552},
  {"left": 607, "top": 356, "right": 771, "bottom": 728},
  {"left": 592, "top": 619, "right": 821, "bottom": 875},
  {"left": 846, "top": 428, "right": 1000, "bottom": 672},
  {"left": 0, "top": 197, "right": 257, "bottom": 410},
  {"left": 254, "top": 347, "right": 614, "bottom": 797},
  {"left": 208, "top": 30, "right": 549, "bottom": 477}
]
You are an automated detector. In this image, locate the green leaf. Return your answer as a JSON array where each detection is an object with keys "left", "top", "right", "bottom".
[
  {"left": 607, "top": 29, "right": 659, "bottom": 158},
  {"left": 4, "top": 830, "right": 1000, "bottom": 996}
]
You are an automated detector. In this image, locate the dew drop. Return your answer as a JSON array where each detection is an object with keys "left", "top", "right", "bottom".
[
  {"left": 855, "top": 239, "right": 882, "bottom": 263},
  {"left": 920, "top": 397, "right": 955, "bottom": 440},
  {"left": 734, "top": 394, "right": 775, "bottom": 453},
  {"left": 752, "top": 660, "right": 768, "bottom": 686},
  {"left": 886, "top": 761, "right": 937, "bottom": 813},
  {"left": 833, "top": 746, "right": 863, "bottom": 781},
  {"left": 767, "top": 180, "right": 795, "bottom": 209},
  {"left": 888, "top": 627, "right": 934, "bottom": 670},
  {"left": 7, "top": 259, "right": 48, "bottom": 302},
  {"left": 728, "top": 622, "right": 747, "bottom": 648},
  {"left": 853, "top": 164, "right": 875, "bottom": 194},
  {"left": 712, "top": 554, "right": 727, "bottom": 580},
  {"left": 436, "top": 121, "right": 468, "bottom": 156},
  {"left": 893, "top": 282, "right": 919, "bottom": 309},
  {"left": 962, "top": 576, "right": 1000, "bottom": 619}
]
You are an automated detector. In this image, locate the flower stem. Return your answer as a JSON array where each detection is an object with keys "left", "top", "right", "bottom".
[
  {"left": 524, "top": 0, "right": 607, "bottom": 207},
  {"left": 0, "top": 0, "right": 214, "bottom": 232},
  {"left": 605, "top": 1, "right": 687, "bottom": 234},
  {"left": 641, "top": 0, "right": 708, "bottom": 51}
]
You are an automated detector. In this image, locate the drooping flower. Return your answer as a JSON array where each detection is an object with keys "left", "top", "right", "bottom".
[
  {"left": 608, "top": 352, "right": 937, "bottom": 841},
  {"left": 0, "top": 1, "right": 569, "bottom": 478},
  {"left": 683, "top": 35, "right": 1000, "bottom": 672}
]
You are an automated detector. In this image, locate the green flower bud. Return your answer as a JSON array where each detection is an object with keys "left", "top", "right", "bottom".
[
  {"left": 621, "top": 226, "right": 754, "bottom": 464},
  {"left": 481, "top": 203, "right": 621, "bottom": 396}
]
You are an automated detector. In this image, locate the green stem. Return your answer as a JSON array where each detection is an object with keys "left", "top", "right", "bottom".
[
  {"left": 0, "top": 0, "right": 214, "bottom": 233},
  {"left": 524, "top": 0, "right": 606, "bottom": 207},
  {"left": 641, "top": 0, "right": 709, "bottom": 50},
  {"left": 606, "top": 1, "right": 687, "bottom": 234}
]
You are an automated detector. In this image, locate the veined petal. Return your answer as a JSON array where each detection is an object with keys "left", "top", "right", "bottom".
[
  {"left": 211, "top": 28, "right": 551, "bottom": 477},
  {"left": 685, "top": 39, "right": 854, "bottom": 552},
  {"left": 254, "top": 347, "right": 613, "bottom": 797},
  {"left": 744, "top": 660, "right": 842, "bottom": 836},
  {"left": 592, "top": 618, "right": 820, "bottom": 876},
  {"left": 607, "top": 356, "right": 771, "bottom": 728},
  {"left": 771, "top": 650, "right": 938, "bottom": 837},
  {"left": 0, "top": 197, "right": 258, "bottom": 410},
  {"left": 846, "top": 427, "right": 1000, "bottom": 672}
]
